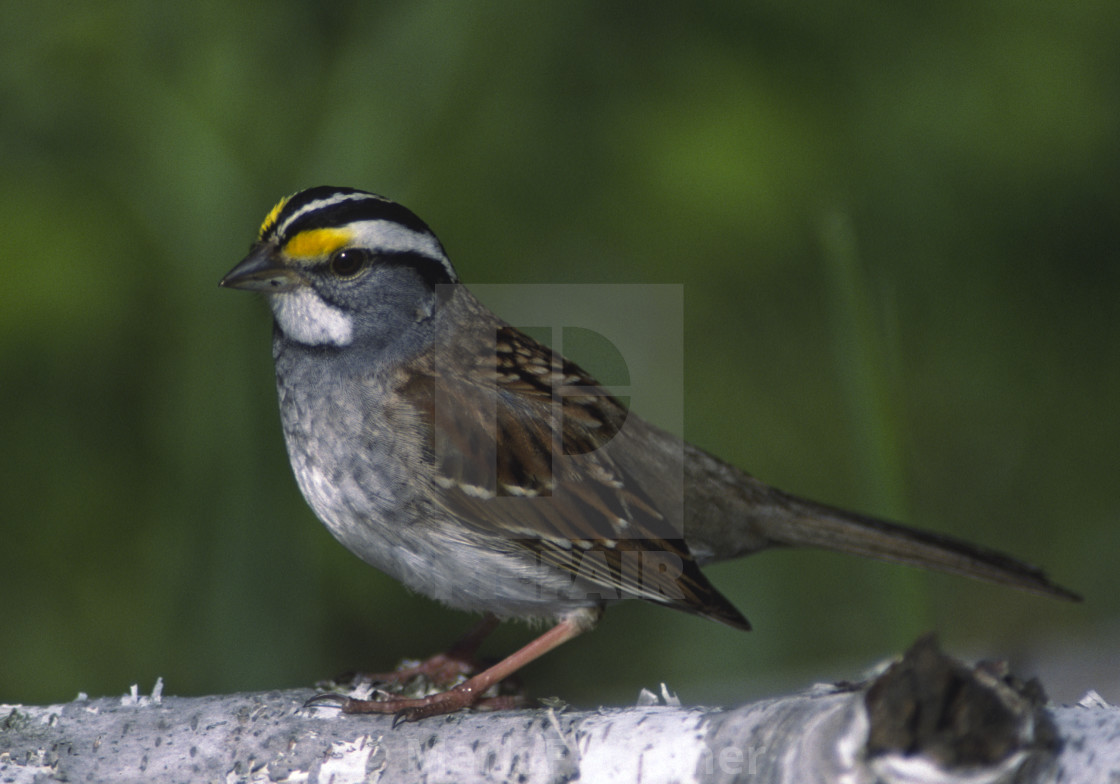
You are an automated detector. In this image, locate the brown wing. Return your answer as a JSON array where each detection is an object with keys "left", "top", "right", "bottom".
[{"left": 403, "top": 311, "right": 749, "bottom": 630}]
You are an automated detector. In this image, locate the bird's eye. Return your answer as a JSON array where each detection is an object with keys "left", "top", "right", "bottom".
[{"left": 329, "top": 248, "right": 371, "bottom": 278}]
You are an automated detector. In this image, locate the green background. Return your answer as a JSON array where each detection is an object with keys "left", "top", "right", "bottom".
[{"left": 3, "top": 1, "right": 1116, "bottom": 708}]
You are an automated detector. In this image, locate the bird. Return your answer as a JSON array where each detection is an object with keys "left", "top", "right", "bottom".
[{"left": 220, "top": 185, "right": 1079, "bottom": 722}]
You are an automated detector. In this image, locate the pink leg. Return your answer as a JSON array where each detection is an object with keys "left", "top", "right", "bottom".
[{"left": 341, "top": 614, "right": 591, "bottom": 723}]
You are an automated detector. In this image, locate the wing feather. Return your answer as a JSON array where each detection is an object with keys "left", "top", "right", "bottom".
[{"left": 397, "top": 304, "right": 749, "bottom": 630}]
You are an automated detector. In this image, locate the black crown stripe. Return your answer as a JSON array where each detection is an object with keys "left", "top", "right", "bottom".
[
  {"left": 269, "top": 186, "right": 435, "bottom": 243},
  {"left": 377, "top": 251, "right": 457, "bottom": 290}
]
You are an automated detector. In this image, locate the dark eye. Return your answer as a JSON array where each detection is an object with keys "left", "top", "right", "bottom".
[{"left": 329, "top": 248, "right": 371, "bottom": 278}]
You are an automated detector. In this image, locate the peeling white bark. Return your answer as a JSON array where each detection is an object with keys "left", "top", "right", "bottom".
[{"left": 2, "top": 680, "right": 1118, "bottom": 784}]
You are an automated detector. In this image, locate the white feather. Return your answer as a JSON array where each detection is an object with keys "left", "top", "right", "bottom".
[
  {"left": 347, "top": 219, "right": 456, "bottom": 281},
  {"left": 271, "top": 288, "right": 353, "bottom": 346},
  {"left": 277, "top": 191, "right": 381, "bottom": 238}
]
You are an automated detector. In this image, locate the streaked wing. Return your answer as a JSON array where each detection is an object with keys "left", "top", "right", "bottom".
[{"left": 401, "top": 316, "right": 749, "bottom": 629}]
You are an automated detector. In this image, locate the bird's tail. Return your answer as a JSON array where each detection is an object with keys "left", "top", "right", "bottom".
[{"left": 765, "top": 489, "right": 1081, "bottom": 601}]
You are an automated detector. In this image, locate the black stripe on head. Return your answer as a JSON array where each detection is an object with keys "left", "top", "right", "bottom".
[
  {"left": 267, "top": 186, "right": 435, "bottom": 244},
  {"left": 377, "top": 251, "right": 458, "bottom": 290}
]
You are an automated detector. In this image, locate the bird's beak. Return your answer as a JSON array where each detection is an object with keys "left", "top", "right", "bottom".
[{"left": 220, "top": 246, "right": 303, "bottom": 293}]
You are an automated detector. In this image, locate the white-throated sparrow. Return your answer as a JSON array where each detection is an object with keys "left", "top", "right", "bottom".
[{"left": 221, "top": 186, "right": 1078, "bottom": 721}]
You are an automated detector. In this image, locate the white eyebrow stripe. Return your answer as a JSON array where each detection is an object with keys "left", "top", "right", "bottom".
[
  {"left": 346, "top": 219, "right": 457, "bottom": 281},
  {"left": 276, "top": 191, "right": 384, "bottom": 238},
  {"left": 346, "top": 219, "right": 443, "bottom": 257}
]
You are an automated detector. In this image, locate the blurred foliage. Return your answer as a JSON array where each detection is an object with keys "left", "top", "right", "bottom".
[{"left": 1, "top": 0, "right": 1116, "bottom": 708}]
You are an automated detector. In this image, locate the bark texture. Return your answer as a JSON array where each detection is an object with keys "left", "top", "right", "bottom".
[{"left": 2, "top": 638, "right": 1117, "bottom": 784}]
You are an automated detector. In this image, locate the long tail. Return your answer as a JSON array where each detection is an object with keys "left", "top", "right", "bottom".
[{"left": 764, "top": 488, "right": 1081, "bottom": 601}]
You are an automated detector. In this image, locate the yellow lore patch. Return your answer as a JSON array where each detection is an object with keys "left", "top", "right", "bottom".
[
  {"left": 258, "top": 195, "right": 291, "bottom": 240},
  {"left": 283, "top": 228, "right": 352, "bottom": 259}
]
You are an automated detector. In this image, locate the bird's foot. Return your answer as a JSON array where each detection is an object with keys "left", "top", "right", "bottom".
[
  {"left": 307, "top": 614, "right": 587, "bottom": 724},
  {"left": 305, "top": 681, "right": 526, "bottom": 724}
]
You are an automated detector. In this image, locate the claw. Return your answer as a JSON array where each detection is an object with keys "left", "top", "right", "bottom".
[
  {"left": 303, "top": 692, "right": 348, "bottom": 710},
  {"left": 310, "top": 615, "right": 585, "bottom": 724}
]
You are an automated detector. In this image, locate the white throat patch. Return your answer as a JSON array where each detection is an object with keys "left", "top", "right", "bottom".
[{"left": 271, "top": 288, "right": 353, "bottom": 346}]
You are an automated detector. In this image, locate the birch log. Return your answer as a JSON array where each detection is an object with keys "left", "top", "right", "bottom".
[{"left": 2, "top": 637, "right": 1117, "bottom": 784}]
